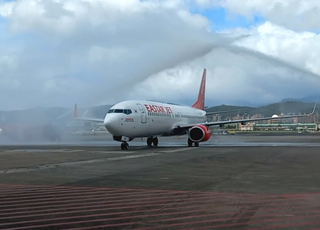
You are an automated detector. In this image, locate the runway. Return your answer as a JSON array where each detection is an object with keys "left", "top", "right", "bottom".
[
  {"left": 2, "top": 132, "right": 320, "bottom": 147},
  {"left": 0, "top": 134, "right": 320, "bottom": 229}
]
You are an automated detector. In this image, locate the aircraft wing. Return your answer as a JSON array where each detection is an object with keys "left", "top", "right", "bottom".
[
  {"left": 73, "top": 103, "right": 104, "bottom": 123},
  {"left": 175, "top": 101, "right": 318, "bottom": 131},
  {"left": 206, "top": 108, "right": 247, "bottom": 115},
  {"left": 74, "top": 117, "right": 104, "bottom": 123}
]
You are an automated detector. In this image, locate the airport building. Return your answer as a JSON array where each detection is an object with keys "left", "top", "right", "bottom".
[
  {"left": 238, "top": 122, "right": 255, "bottom": 131},
  {"left": 210, "top": 111, "right": 320, "bottom": 132},
  {"left": 254, "top": 123, "right": 317, "bottom": 132}
]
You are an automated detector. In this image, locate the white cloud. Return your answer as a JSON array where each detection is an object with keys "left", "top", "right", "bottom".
[
  {"left": 0, "top": 1, "right": 14, "bottom": 17},
  {"left": 0, "top": 0, "right": 320, "bottom": 110},
  {"left": 0, "top": 0, "right": 217, "bottom": 110},
  {"left": 195, "top": 0, "right": 320, "bottom": 31},
  {"left": 234, "top": 22, "right": 320, "bottom": 74},
  {"left": 133, "top": 22, "right": 320, "bottom": 106}
]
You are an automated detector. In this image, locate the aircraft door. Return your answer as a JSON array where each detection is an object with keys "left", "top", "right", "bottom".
[{"left": 137, "top": 104, "right": 147, "bottom": 123}]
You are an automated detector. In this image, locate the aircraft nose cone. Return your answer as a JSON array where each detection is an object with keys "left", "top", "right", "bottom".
[{"left": 103, "top": 115, "right": 118, "bottom": 134}]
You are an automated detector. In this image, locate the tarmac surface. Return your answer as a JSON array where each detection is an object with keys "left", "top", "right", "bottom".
[{"left": 0, "top": 133, "right": 320, "bottom": 229}]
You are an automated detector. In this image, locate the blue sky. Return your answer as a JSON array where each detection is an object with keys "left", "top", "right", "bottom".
[{"left": 193, "top": 7, "right": 265, "bottom": 31}]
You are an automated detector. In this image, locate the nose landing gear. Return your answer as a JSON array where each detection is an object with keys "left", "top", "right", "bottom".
[{"left": 120, "top": 142, "right": 129, "bottom": 150}]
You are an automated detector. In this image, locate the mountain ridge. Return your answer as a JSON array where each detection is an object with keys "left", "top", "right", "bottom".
[{"left": 0, "top": 99, "right": 318, "bottom": 125}]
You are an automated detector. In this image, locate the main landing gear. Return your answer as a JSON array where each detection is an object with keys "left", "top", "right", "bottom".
[
  {"left": 188, "top": 138, "right": 199, "bottom": 147},
  {"left": 147, "top": 136, "right": 158, "bottom": 147},
  {"left": 120, "top": 142, "right": 129, "bottom": 150}
]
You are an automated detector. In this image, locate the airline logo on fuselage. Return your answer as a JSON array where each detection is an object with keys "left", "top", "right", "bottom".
[{"left": 144, "top": 104, "right": 173, "bottom": 114}]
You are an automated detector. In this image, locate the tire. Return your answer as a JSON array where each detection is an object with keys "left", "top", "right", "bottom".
[
  {"left": 152, "top": 137, "right": 158, "bottom": 146},
  {"left": 147, "top": 137, "right": 152, "bottom": 146}
]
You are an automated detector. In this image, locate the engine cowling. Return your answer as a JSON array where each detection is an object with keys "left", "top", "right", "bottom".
[{"left": 188, "top": 125, "right": 211, "bottom": 142}]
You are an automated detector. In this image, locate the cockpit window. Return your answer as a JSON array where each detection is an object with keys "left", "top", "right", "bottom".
[
  {"left": 124, "top": 109, "right": 132, "bottom": 115},
  {"left": 108, "top": 109, "right": 132, "bottom": 115}
]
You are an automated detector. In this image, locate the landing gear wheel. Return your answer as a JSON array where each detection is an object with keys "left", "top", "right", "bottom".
[
  {"left": 147, "top": 137, "right": 158, "bottom": 147},
  {"left": 152, "top": 137, "right": 158, "bottom": 146},
  {"left": 187, "top": 138, "right": 199, "bottom": 147},
  {"left": 120, "top": 142, "right": 129, "bottom": 150},
  {"left": 147, "top": 137, "right": 153, "bottom": 146}
]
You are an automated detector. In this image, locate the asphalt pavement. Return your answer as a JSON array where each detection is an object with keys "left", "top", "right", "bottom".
[{"left": 0, "top": 134, "right": 320, "bottom": 229}]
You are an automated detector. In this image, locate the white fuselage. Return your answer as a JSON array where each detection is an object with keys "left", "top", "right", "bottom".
[{"left": 103, "top": 100, "right": 206, "bottom": 138}]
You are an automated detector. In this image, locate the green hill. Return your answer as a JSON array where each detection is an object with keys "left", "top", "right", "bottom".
[
  {"left": 0, "top": 104, "right": 113, "bottom": 127},
  {"left": 206, "top": 101, "right": 317, "bottom": 119},
  {"left": 0, "top": 107, "right": 70, "bottom": 124},
  {"left": 0, "top": 101, "right": 317, "bottom": 127}
]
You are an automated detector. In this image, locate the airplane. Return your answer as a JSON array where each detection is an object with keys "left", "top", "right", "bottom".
[{"left": 75, "top": 69, "right": 317, "bottom": 150}]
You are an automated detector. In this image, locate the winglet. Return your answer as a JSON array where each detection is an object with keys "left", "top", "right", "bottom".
[
  {"left": 192, "top": 68, "right": 206, "bottom": 110},
  {"left": 74, "top": 103, "right": 78, "bottom": 118},
  {"left": 309, "top": 97, "right": 318, "bottom": 116}
]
